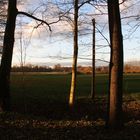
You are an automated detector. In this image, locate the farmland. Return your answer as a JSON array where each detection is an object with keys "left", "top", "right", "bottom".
[{"left": 0, "top": 73, "right": 140, "bottom": 139}]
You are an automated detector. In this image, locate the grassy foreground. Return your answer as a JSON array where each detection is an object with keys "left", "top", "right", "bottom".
[{"left": 0, "top": 73, "right": 140, "bottom": 139}]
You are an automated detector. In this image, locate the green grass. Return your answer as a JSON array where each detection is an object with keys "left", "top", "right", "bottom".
[
  {"left": 10, "top": 73, "right": 108, "bottom": 108},
  {"left": 0, "top": 73, "right": 139, "bottom": 139},
  {"left": 10, "top": 73, "right": 140, "bottom": 114},
  {"left": 11, "top": 73, "right": 140, "bottom": 101}
]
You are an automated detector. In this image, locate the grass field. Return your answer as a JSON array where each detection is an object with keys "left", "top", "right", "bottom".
[
  {"left": 0, "top": 73, "right": 140, "bottom": 139},
  {"left": 10, "top": 73, "right": 140, "bottom": 117},
  {"left": 11, "top": 73, "right": 140, "bottom": 102}
]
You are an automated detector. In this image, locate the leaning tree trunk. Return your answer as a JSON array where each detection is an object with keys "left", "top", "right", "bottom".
[
  {"left": 0, "top": 0, "right": 17, "bottom": 112},
  {"left": 69, "top": 0, "right": 78, "bottom": 108},
  {"left": 107, "top": 0, "right": 124, "bottom": 128}
]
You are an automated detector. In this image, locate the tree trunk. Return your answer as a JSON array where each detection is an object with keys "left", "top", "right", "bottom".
[
  {"left": 69, "top": 0, "right": 78, "bottom": 108},
  {"left": 107, "top": 0, "right": 124, "bottom": 128},
  {"left": 91, "top": 18, "right": 95, "bottom": 100},
  {"left": 0, "top": 0, "right": 17, "bottom": 112}
]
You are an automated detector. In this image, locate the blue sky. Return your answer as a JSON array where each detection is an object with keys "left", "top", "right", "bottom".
[{"left": 12, "top": 0, "right": 140, "bottom": 66}]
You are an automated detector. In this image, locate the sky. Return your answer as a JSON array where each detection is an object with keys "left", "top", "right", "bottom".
[{"left": 11, "top": 0, "right": 140, "bottom": 67}]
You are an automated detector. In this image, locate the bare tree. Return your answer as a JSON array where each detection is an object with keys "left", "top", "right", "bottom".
[
  {"left": 0, "top": 0, "right": 51, "bottom": 112},
  {"left": 69, "top": 0, "right": 79, "bottom": 107},
  {"left": 0, "top": 0, "right": 17, "bottom": 111},
  {"left": 91, "top": 18, "right": 96, "bottom": 99},
  {"left": 106, "top": 0, "right": 124, "bottom": 128},
  {"left": 42, "top": 0, "right": 94, "bottom": 107},
  {"left": 43, "top": 0, "right": 109, "bottom": 106}
]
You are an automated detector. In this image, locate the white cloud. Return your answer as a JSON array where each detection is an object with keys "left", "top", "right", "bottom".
[{"left": 12, "top": 0, "right": 140, "bottom": 66}]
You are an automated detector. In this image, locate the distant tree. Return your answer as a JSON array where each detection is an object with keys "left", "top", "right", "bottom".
[
  {"left": 106, "top": 0, "right": 124, "bottom": 128},
  {"left": 54, "top": 64, "right": 62, "bottom": 71}
]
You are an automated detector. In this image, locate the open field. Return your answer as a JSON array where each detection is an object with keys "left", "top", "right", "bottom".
[
  {"left": 10, "top": 73, "right": 140, "bottom": 102},
  {"left": 0, "top": 73, "right": 140, "bottom": 139}
]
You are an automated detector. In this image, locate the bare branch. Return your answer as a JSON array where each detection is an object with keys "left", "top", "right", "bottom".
[
  {"left": 119, "top": 0, "right": 128, "bottom": 5},
  {"left": 78, "top": 0, "right": 91, "bottom": 9},
  {"left": 96, "top": 59, "right": 109, "bottom": 63},
  {"left": 96, "top": 26, "right": 110, "bottom": 46},
  {"left": 122, "top": 15, "right": 140, "bottom": 20},
  {"left": 17, "top": 11, "right": 52, "bottom": 31}
]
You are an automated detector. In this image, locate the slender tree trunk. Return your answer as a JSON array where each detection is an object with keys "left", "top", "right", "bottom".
[
  {"left": 91, "top": 18, "right": 95, "bottom": 99},
  {"left": 107, "top": 0, "right": 124, "bottom": 128},
  {"left": 0, "top": 0, "right": 17, "bottom": 112},
  {"left": 69, "top": 0, "right": 78, "bottom": 108}
]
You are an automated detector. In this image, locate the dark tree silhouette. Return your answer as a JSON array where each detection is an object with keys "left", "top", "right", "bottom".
[
  {"left": 91, "top": 18, "right": 96, "bottom": 100},
  {"left": 0, "top": 0, "right": 51, "bottom": 112},
  {"left": 0, "top": 0, "right": 17, "bottom": 111},
  {"left": 107, "top": 0, "right": 124, "bottom": 128}
]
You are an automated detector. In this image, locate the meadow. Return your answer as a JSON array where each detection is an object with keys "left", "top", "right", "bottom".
[
  {"left": 11, "top": 73, "right": 140, "bottom": 103},
  {"left": 0, "top": 73, "right": 140, "bottom": 139},
  {"left": 10, "top": 73, "right": 140, "bottom": 118}
]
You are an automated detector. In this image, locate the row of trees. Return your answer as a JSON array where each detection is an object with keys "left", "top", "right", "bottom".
[
  {"left": 0, "top": 0, "right": 139, "bottom": 128},
  {"left": 12, "top": 63, "right": 140, "bottom": 73}
]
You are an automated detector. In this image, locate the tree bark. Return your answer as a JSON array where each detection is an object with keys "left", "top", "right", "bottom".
[
  {"left": 69, "top": 0, "right": 78, "bottom": 108},
  {"left": 0, "top": 0, "right": 18, "bottom": 112},
  {"left": 91, "top": 18, "right": 95, "bottom": 100},
  {"left": 107, "top": 0, "right": 124, "bottom": 128}
]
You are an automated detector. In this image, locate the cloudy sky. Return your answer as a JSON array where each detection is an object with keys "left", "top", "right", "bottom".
[{"left": 12, "top": 0, "right": 140, "bottom": 66}]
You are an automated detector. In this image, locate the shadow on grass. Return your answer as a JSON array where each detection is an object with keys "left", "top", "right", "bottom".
[
  {"left": 11, "top": 97, "right": 108, "bottom": 121},
  {"left": 11, "top": 97, "right": 140, "bottom": 122}
]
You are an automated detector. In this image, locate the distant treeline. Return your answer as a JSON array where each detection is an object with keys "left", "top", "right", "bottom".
[
  {"left": 11, "top": 64, "right": 108, "bottom": 74},
  {"left": 11, "top": 64, "right": 72, "bottom": 73},
  {"left": 11, "top": 64, "right": 140, "bottom": 74}
]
